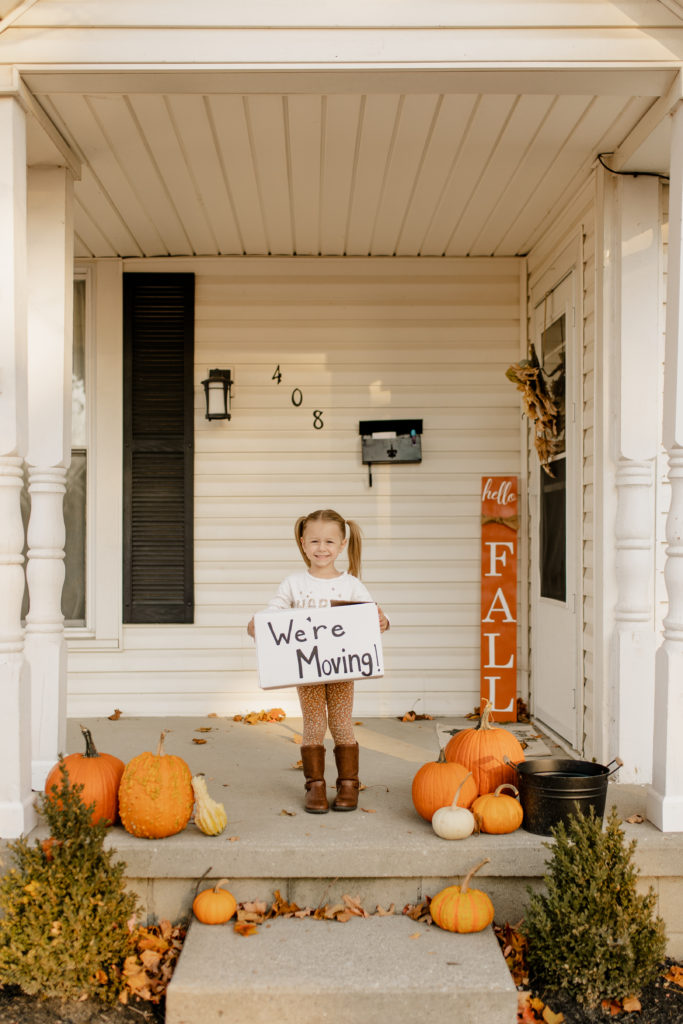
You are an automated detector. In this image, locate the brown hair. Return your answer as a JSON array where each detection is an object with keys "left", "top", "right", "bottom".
[{"left": 294, "top": 509, "right": 363, "bottom": 578}]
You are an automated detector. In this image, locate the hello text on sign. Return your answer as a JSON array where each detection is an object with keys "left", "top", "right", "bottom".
[{"left": 254, "top": 603, "right": 384, "bottom": 690}]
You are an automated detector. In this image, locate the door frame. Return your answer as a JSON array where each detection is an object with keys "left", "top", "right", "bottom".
[{"left": 527, "top": 236, "right": 584, "bottom": 751}]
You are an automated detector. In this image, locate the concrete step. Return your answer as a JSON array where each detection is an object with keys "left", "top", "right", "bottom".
[{"left": 165, "top": 915, "right": 517, "bottom": 1024}]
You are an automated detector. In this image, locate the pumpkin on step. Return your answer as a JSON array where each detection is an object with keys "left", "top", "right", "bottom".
[
  {"left": 118, "top": 730, "right": 194, "bottom": 839},
  {"left": 430, "top": 858, "right": 495, "bottom": 933},
  {"left": 412, "top": 749, "right": 477, "bottom": 822},
  {"left": 445, "top": 699, "right": 525, "bottom": 794},
  {"left": 431, "top": 772, "right": 476, "bottom": 840},
  {"left": 472, "top": 783, "right": 523, "bottom": 834},
  {"left": 192, "top": 879, "right": 237, "bottom": 925},
  {"left": 191, "top": 774, "right": 228, "bottom": 836},
  {"left": 44, "top": 725, "right": 124, "bottom": 826}
]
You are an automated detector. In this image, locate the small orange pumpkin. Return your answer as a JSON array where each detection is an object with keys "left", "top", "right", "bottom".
[
  {"left": 44, "top": 725, "right": 125, "bottom": 826},
  {"left": 445, "top": 700, "right": 525, "bottom": 794},
  {"left": 430, "top": 857, "right": 495, "bottom": 933},
  {"left": 118, "top": 730, "right": 194, "bottom": 839},
  {"left": 411, "top": 748, "right": 477, "bottom": 822},
  {"left": 472, "top": 783, "right": 523, "bottom": 834},
  {"left": 192, "top": 879, "right": 237, "bottom": 925}
]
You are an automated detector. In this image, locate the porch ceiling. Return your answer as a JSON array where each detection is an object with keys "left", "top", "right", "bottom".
[{"left": 23, "top": 68, "right": 677, "bottom": 260}]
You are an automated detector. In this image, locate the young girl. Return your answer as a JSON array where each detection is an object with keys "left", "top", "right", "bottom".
[{"left": 247, "top": 509, "right": 389, "bottom": 814}]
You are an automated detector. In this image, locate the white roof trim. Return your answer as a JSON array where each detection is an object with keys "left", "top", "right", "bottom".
[
  {"left": 0, "top": 0, "right": 40, "bottom": 34},
  {"left": 658, "top": 0, "right": 683, "bottom": 22}
]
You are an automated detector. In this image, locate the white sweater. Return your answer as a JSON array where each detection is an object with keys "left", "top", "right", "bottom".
[{"left": 266, "top": 571, "right": 373, "bottom": 611}]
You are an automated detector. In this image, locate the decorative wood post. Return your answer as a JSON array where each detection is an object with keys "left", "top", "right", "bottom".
[
  {"left": 647, "top": 101, "right": 683, "bottom": 831},
  {"left": 25, "top": 166, "right": 74, "bottom": 790},
  {"left": 612, "top": 175, "right": 660, "bottom": 784},
  {"left": 0, "top": 94, "right": 36, "bottom": 837}
]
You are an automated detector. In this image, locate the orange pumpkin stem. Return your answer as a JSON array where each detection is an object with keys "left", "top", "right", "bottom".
[
  {"left": 79, "top": 724, "right": 100, "bottom": 759},
  {"left": 476, "top": 700, "right": 495, "bottom": 731},
  {"left": 461, "top": 857, "right": 491, "bottom": 895},
  {"left": 450, "top": 771, "right": 473, "bottom": 808},
  {"left": 214, "top": 878, "right": 231, "bottom": 893},
  {"left": 156, "top": 730, "right": 169, "bottom": 757},
  {"left": 494, "top": 783, "right": 519, "bottom": 798}
]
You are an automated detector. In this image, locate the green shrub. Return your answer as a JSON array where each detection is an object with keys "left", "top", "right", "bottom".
[
  {"left": 0, "top": 760, "right": 138, "bottom": 1002},
  {"left": 522, "top": 806, "right": 666, "bottom": 1008}
]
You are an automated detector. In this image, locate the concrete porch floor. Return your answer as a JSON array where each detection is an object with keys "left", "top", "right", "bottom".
[{"left": 31, "top": 714, "right": 683, "bottom": 957}]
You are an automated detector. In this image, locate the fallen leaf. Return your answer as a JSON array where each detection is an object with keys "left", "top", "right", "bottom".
[
  {"left": 354, "top": 721, "right": 363, "bottom": 725},
  {"left": 342, "top": 894, "right": 368, "bottom": 918},
  {"left": 530, "top": 998, "right": 545, "bottom": 1013},
  {"left": 361, "top": 807, "right": 376, "bottom": 813},
  {"left": 626, "top": 813, "right": 645, "bottom": 824},
  {"left": 291, "top": 760, "right": 303, "bottom": 770},
  {"left": 409, "top": 932, "right": 421, "bottom": 939},
  {"left": 195, "top": 727, "right": 212, "bottom": 733},
  {"left": 267, "top": 891, "right": 302, "bottom": 918},
  {"left": 233, "top": 921, "right": 258, "bottom": 937},
  {"left": 664, "top": 964, "right": 683, "bottom": 987},
  {"left": 108, "top": 708, "right": 122, "bottom": 720},
  {"left": 292, "top": 733, "right": 303, "bottom": 744},
  {"left": 622, "top": 996, "right": 641, "bottom": 1012},
  {"left": 280, "top": 808, "right": 296, "bottom": 816},
  {"left": 542, "top": 1005, "right": 564, "bottom": 1024},
  {"left": 228, "top": 835, "right": 240, "bottom": 842},
  {"left": 375, "top": 904, "right": 395, "bottom": 916},
  {"left": 232, "top": 714, "right": 242, "bottom": 722},
  {"left": 192, "top": 738, "right": 207, "bottom": 744},
  {"left": 208, "top": 712, "right": 219, "bottom": 718}
]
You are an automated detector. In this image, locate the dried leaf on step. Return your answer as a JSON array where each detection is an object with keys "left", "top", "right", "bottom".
[
  {"left": 361, "top": 807, "right": 376, "bottom": 813},
  {"left": 280, "top": 808, "right": 296, "bottom": 816},
  {"left": 108, "top": 708, "right": 122, "bottom": 720},
  {"left": 234, "top": 921, "right": 259, "bottom": 937},
  {"left": 291, "top": 760, "right": 303, "bottom": 770},
  {"left": 375, "top": 903, "right": 395, "bottom": 916},
  {"left": 192, "top": 738, "right": 207, "bottom": 744},
  {"left": 354, "top": 721, "right": 363, "bottom": 725},
  {"left": 402, "top": 900, "right": 432, "bottom": 923},
  {"left": 208, "top": 712, "right": 219, "bottom": 717},
  {"left": 228, "top": 835, "right": 240, "bottom": 842},
  {"left": 195, "top": 727, "right": 212, "bottom": 733},
  {"left": 409, "top": 932, "right": 421, "bottom": 939},
  {"left": 292, "top": 733, "right": 303, "bottom": 744},
  {"left": 267, "top": 891, "right": 302, "bottom": 918},
  {"left": 626, "top": 813, "right": 645, "bottom": 823},
  {"left": 342, "top": 894, "right": 368, "bottom": 918}
]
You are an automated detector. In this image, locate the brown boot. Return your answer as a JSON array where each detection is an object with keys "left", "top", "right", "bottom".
[
  {"left": 300, "top": 745, "right": 329, "bottom": 814},
  {"left": 332, "top": 743, "right": 360, "bottom": 811}
]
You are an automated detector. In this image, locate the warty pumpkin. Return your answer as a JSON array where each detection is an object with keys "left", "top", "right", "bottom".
[
  {"left": 430, "top": 857, "right": 495, "bottom": 934},
  {"left": 118, "top": 730, "right": 194, "bottom": 839},
  {"left": 445, "top": 699, "right": 525, "bottom": 794},
  {"left": 412, "top": 748, "right": 477, "bottom": 822},
  {"left": 472, "top": 783, "right": 523, "bottom": 834},
  {"left": 44, "top": 725, "right": 124, "bottom": 826},
  {"left": 192, "top": 879, "right": 237, "bottom": 925}
]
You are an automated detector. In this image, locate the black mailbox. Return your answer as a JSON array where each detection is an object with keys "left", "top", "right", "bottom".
[{"left": 359, "top": 419, "right": 423, "bottom": 485}]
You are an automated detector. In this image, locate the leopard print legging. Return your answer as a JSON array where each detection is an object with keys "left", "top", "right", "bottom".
[{"left": 297, "top": 680, "right": 356, "bottom": 746}]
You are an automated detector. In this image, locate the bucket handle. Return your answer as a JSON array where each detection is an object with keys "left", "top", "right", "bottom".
[
  {"left": 504, "top": 755, "right": 521, "bottom": 771},
  {"left": 605, "top": 757, "right": 623, "bottom": 777}
]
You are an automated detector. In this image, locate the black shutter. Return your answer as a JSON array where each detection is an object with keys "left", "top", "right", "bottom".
[{"left": 123, "top": 274, "right": 194, "bottom": 623}]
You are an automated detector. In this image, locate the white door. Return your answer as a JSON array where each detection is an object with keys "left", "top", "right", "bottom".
[{"left": 529, "top": 270, "right": 581, "bottom": 748}]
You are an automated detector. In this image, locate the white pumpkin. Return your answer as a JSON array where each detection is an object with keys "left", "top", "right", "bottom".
[{"left": 431, "top": 772, "right": 476, "bottom": 840}]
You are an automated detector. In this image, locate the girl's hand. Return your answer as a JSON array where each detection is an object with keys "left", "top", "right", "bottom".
[
  {"left": 377, "top": 606, "right": 390, "bottom": 632},
  {"left": 247, "top": 617, "right": 255, "bottom": 638}
]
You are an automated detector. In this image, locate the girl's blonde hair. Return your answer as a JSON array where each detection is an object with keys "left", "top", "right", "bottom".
[{"left": 294, "top": 509, "right": 363, "bottom": 578}]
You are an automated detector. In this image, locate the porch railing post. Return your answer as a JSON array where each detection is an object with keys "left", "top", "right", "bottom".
[
  {"left": 647, "top": 100, "right": 683, "bottom": 831},
  {"left": 24, "top": 166, "right": 74, "bottom": 791},
  {"left": 0, "top": 94, "right": 36, "bottom": 838}
]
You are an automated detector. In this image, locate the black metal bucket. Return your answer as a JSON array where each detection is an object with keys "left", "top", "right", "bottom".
[{"left": 508, "top": 757, "right": 622, "bottom": 836}]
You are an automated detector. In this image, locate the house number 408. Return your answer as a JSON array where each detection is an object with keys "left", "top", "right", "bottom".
[{"left": 273, "top": 366, "right": 324, "bottom": 429}]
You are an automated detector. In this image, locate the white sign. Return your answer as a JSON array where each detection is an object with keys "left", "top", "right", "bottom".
[{"left": 254, "top": 603, "right": 384, "bottom": 690}]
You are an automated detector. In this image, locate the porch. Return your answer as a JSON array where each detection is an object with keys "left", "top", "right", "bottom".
[{"left": 40, "top": 713, "right": 683, "bottom": 961}]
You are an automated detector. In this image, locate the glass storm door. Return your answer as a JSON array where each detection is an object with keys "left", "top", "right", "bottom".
[{"left": 529, "top": 271, "right": 581, "bottom": 747}]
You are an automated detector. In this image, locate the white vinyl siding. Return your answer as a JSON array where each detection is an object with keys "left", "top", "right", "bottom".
[{"left": 68, "top": 255, "right": 523, "bottom": 717}]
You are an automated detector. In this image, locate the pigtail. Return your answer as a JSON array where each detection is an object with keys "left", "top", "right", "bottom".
[
  {"left": 345, "top": 519, "right": 363, "bottom": 579},
  {"left": 294, "top": 515, "right": 310, "bottom": 567}
]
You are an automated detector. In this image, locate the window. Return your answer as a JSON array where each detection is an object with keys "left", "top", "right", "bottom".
[{"left": 539, "top": 314, "right": 566, "bottom": 602}]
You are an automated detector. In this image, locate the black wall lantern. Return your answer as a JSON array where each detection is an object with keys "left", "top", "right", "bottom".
[{"left": 202, "top": 368, "right": 233, "bottom": 420}]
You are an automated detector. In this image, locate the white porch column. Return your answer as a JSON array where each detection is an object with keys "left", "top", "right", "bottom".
[
  {"left": 25, "top": 167, "right": 74, "bottom": 791},
  {"left": 0, "top": 96, "right": 36, "bottom": 837},
  {"left": 647, "top": 101, "right": 683, "bottom": 831},
  {"left": 613, "top": 175, "right": 660, "bottom": 784}
]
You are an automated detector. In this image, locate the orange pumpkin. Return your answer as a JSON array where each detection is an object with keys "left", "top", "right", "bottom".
[
  {"left": 192, "top": 879, "right": 237, "bottom": 925},
  {"left": 44, "top": 725, "right": 125, "bottom": 826},
  {"left": 430, "top": 858, "right": 495, "bottom": 933},
  {"left": 411, "top": 748, "right": 477, "bottom": 822},
  {"left": 472, "top": 783, "right": 523, "bottom": 834},
  {"left": 445, "top": 700, "right": 525, "bottom": 794},
  {"left": 118, "top": 730, "right": 194, "bottom": 839}
]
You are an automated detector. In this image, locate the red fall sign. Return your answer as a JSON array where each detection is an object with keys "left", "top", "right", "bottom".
[{"left": 480, "top": 476, "right": 518, "bottom": 722}]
